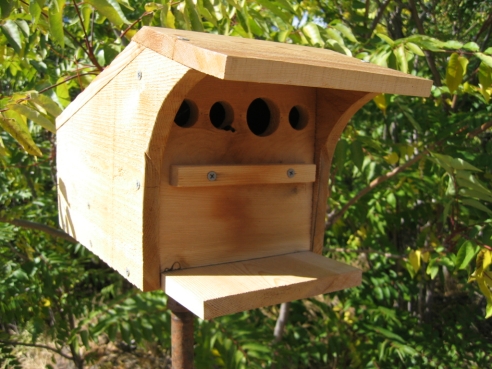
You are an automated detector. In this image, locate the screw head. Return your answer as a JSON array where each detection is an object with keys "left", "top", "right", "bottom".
[
  {"left": 177, "top": 36, "right": 190, "bottom": 41},
  {"left": 87, "top": 202, "right": 90, "bottom": 209},
  {"left": 207, "top": 171, "right": 217, "bottom": 181},
  {"left": 287, "top": 168, "right": 296, "bottom": 178},
  {"left": 135, "top": 180, "right": 140, "bottom": 190},
  {"left": 137, "top": 71, "right": 142, "bottom": 80},
  {"left": 126, "top": 268, "right": 130, "bottom": 277}
]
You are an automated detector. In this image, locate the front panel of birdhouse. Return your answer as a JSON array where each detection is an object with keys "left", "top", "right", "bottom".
[{"left": 158, "top": 76, "right": 317, "bottom": 270}]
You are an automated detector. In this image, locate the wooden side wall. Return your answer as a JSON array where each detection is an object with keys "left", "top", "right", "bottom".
[
  {"left": 311, "top": 89, "right": 377, "bottom": 254},
  {"left": 57, "top": 48, "right": 203, "bottom": 290}
]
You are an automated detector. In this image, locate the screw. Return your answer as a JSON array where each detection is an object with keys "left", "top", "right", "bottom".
[
  {"left": 126, "top": 268, "right": 130, "bottom": 277},
  {"left": 207, "top": 171, "right": 217, "bottom": 181},
  {"left": 287, "top": 168, "right": 296, "bottom": 178},
  {"left": 137, "top": 71, "right": 142, "bottom": 80},
  {"left": 87, "top": 202, "right": 90, "bottom": 209},
  {"left": 136, "top": 180, "right": 140, "bottom": 190},
  {"left": 177, "top": 36, "right": 190, "bottom": 41}
]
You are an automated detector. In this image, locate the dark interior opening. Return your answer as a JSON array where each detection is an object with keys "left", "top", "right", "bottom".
[
  {"left": 209, "top": 102, "right": 234, "bottom": 131},
  {"left": 174, "top": 100, "right": 195, "bottom": 127},
  {"left": 247, "top": 98, "right": 271, "bottom": 136},
  {"left": 289, "top": 106, "right": 307, "bottom": 130}
]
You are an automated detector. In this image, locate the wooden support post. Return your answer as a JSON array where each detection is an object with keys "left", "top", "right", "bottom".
[{"left": 168, "top": 297, "right": 194, "bottom": 369}]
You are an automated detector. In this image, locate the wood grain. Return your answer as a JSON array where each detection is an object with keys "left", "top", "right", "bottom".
[
  {"left": 57, "top": 48, "right": 204, "bottom": 291},
  {"left": 158, "top": 77, "right": 316, "bottom": 270},
  {"left": 57, "top": 42, "right": 145, "bottom": 128},
  {"left": 133, "top": 27, "right": 432, "bottom": 97},
  {"left": 162, "top": 251, "right": 362, "bottom": 319},
  {"left": 170, "top": 164, "right": 316, "bottom": 187},
  {"left": 311, "top": 89, "right": 377, "bottom": 254}
]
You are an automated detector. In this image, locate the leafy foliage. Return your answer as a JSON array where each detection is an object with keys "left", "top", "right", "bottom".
[{"left": 1, "top": 0, "right": 492, "bottom": 368}]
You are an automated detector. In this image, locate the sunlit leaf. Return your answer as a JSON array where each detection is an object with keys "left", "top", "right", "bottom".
[
  {"left": 405, "top": 42, "right": 425, "bottom": 56},
  {"left": 376, "top": 33, "right": 394, "bottom": 47},
  {"left": 48, "top": 0, "right": 65, "bottom": 48},
  {"left": 456, "top": 240, "right": 477, "bottom": 270},
  {"left": 302, "top": 23, "right": 324, "bottom": 46},
  {"left": 0, "top": 110, "right": 42, "bottom": 156},
  {"left": 446, "top": 53, "right": 464, "bottom": 93},
  {"left": 463, "top": 42, "right": 479, "bottom": 52},
  {"left": 86, "top": 0, "right": 130, "bottom": 27},
  {"left": 1, "top": 20, "right": 22, "bottom": 53},
  {"left": 8, "top": 103, "right": 56, "bottom": 133},
  {"left": 409, "top": 249, "right": 421, "bottom": 274},
  {"left": 333, "top": 22, "right": 357, "bottom": 43},
  {"left": 477, "top": 53, "right": 492, "bottom": 68},
  {"left": 373, "top": 94, "right": 387, "bottom": 115}
]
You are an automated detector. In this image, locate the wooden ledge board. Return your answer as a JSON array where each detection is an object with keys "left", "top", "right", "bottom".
[
  {"left": 162, "top": 251, "right": 361, "bottom": 319},
  {"left": 133, "top": 27, "right": 432, "bottom": 97},
  {"left": 170, "top": 164, "right": 316, "bottom": 187}
]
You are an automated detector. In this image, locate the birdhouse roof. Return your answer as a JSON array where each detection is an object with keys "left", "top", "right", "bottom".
[{"left": 133, "top": 27, "right": 432, "bottom": 97}]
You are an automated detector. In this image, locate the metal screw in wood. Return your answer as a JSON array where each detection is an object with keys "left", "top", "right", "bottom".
[
  {"left": 287, "top": 168, "right": 296, "bottom": 178},
  {"left": 137, "top": 71, "right": 142, "bottom": 80},
  {"left": 207, "top": 171, "right": 217, "bottom": 181}
]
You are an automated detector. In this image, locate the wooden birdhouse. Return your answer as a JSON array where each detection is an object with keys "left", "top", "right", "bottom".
[{"left": 56, "top": 27, "right": 432, "bottom": 319}]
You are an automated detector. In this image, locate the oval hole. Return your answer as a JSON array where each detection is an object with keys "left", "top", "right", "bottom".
[
  {"left": 210, "top": 102, "right": 234, "bottom": 131},
  {"left": 247, "top": 98, "right": 275, "bottom": 136},
  {"left": 289, "top": 106, "right": 308, "bottom": 130},
  {"left": 174, "top": 100, "right": 197, "bottom": 128}
]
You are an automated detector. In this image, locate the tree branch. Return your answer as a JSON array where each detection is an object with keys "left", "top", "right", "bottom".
[
  {"left": 273, "top": 302, "right": 290, "bottom": 343},
  {"left": 367, "top": 0, "right": 392, "bottom": 37},
  {"left": 0, "top": 339, "right": 73, "bottom": 360},
  {"left": 0, "top": 217, "right": 77, "bottom": 243},
  {"left": 326, "top": 151, "right": 426, "bottom": 228},
  {"left": 407, "top": 0, "right": 442, "bottom": 87}
]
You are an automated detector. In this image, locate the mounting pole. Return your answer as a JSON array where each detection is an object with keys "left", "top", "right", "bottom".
[{"left": 168, "top": 297, "right": 194, "bottom": 369}]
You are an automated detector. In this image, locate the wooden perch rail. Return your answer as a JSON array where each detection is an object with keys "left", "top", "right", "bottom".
[{"left": 170, "top": 164, "right": 316, "bottom": 187}]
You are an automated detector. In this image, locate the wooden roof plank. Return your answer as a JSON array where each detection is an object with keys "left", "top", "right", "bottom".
[{"left": 133, "top": 27, "right": 432, "bottom": 96}]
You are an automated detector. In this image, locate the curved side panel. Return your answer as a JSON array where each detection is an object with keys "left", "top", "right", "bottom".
[
  {"left": 311, "top": 89, "right": 377, "bottom": 254},
  {"left": 142, "top": 70, "right": 205, "bottom": 291},
  {"left": 57, "top": 48, "right": 202, "bottom": 291}
]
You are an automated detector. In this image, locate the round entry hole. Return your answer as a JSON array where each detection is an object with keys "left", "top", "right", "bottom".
[
  {"left": 174, "top": 100, "right": 197, "bottom": 128},
  {"left": 210, "top": 102, "right": 234, "bottom": 131},
  {"left": 247, "top": 98, "right": 276, "bottom": 136},
  {"left": 289, "top": 106, "right": 308, "bottom": 130}
]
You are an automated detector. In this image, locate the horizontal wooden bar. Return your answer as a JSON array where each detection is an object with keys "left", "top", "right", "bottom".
[
  {"left": 161, "top": 251, "right": 361, "bottom": 319},
  {"left": 170, "top": 164, "right": 316, "bottom": 187}
]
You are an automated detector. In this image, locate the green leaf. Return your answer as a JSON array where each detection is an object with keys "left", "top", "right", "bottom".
[
  {"left": 478, "top": 62, "right": 491, "bottom": 90},
  {"left": 56, "top": 77, "right": 71, "bottom": 108},
  {"left": 456, "top": 240, "right": 476, "bottom": 270},
  {"left": 302, "top": 23, "right": 324, "bottom": 46},
  {"left": 443, "top": 40, "right": 463, "bottom": 49},
  {"left": 29, "top": 93, "right": 63, "bottom": 118},
  {"left": 9, "top": 104, "right": 56, "bottom": 133},
  {"left": 49, "top": 0, "right": 65, "bottom": 48},
  {"left": 394, "top": 45, "right": 408, "bottom": 73},
  {"left": 432, "top": 153, "right": 481, "bottom": 172},
  {"left": 446, "top": 53, "right": 464, "bottom": 93},
  {"left": 463, "top": 42, "right": 480, "bottom": 52},
  {"left": 80, "top": 330, "right": 90, "bottom": 349},
  {"left": 15, "top": 20, "right": 29, "bottom": 37},
  {"left": 477, "top": 53, "right": 492, "bottom": 68},
  {"left": 185, "top": 0, "right": 204, "bottom": 32},
  {"left": 1, "top": 20, "right": 22, "bottom": 53},
  {"left": 0, "top": 0, "right": 14, "bottom": 19},
  {"left": 86, "top": 0, "right": 130, "bottom": 27},
  {"left": 461, "top": 199, "right": 492, "bottom": 215},
  {"left": 325, "top": 28, "right": 344, "bottom": 45},
  {"left": 376, "top": 33, "right": 394, "bottom": 47},
  {"left": 405, "top": 42, "right": 424, "bottom": 56},
  {"left": 351, "top": 140, "right": 364, "bottom": 171},
  {"left": 1, "top": 110, "right": 42, "bottom": 156},
  {"left": 333, "top": 22, "right": 357, "bottom": 43},
  {"left": 459, "top": 188, "right": 492, "bottom": 203},
  {"left": 30, "top": 0, "right": 42, "bottom": 23},
  {"left": 0, "top": 135, "right": 8, "bottom": 156}
]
